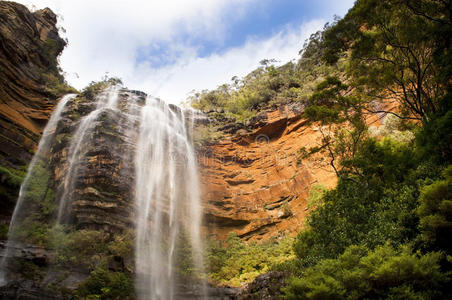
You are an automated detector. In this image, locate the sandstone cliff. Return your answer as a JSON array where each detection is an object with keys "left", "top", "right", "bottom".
[
  {"left": 198, "top": 104, "right": 337, "bottom": 241},
  {"left": 0, "top": 1, "right": 68, "bottom": 222}
]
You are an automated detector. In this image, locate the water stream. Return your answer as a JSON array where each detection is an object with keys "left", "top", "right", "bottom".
[
  {"left": 57, "top": 87, "right": 120, "bottom": 223},
  {"left": 135, "top": 97, "right": 206, "bottom": 300},
  {"left": 0, "top": 89, "right": 206, "bottom": 299},
  {"left": 0, "top": 93, "right": 77, "bottom": 285}
]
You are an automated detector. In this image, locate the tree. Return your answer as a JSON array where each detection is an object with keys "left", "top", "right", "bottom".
[
  {"left": 417, "top": 165, "right": 452, "bottom": 252},
  {"left": 304, "top": 76, "right": 368, "bottom": 178},
  {"left": 284, "top": 244, "right": 448, "bottom": 300},
  {"left": 322, "top": 0, "right": 451, "bottom": 121}
]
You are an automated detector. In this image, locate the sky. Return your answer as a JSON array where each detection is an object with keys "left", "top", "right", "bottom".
[{"left": 16, "top": 0, "right": 355, "bottom": 104}]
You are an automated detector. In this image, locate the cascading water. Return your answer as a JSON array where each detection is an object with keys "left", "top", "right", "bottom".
[
  {"left": 0, "top": 88, "right": 122, "bottom": 283},
  {"left": 0, "top": 87, "right": 207, "bottom": 298},
  {"left": 57, "top": 86, "right": 120, "bottom": 223},
  {"left": 135, "top": 97, "right": 206, "bottom": 300},
  {"left": 0, "top": 93, "right": 76, "bottom": 285}
]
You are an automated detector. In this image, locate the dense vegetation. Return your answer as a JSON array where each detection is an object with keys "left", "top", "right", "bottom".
[
  {"left": 192, "top": 0, "right": 452, "bottom": 298},
  {"left": 189, "top": 48, "right": 346, "bottom": 123},
  {"left": 284, "top": 0, "right": 452, "bottom": 298},
  {"left": 206, "top": 233, "right": 294, "bottom": 286}
]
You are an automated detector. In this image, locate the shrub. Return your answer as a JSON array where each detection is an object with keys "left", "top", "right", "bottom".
[
  {"left": 82, "top": 77, "right": 123, "bottom": 100},
  {"left": 53, "top": 228, "right": 109, "bottom": 268},
  {"left": 0, "top": 224, "right": 8, "bottom": 240},
  {"left": 417, "top": 165, "right": 452, "bottom": 252},
  {"left": 75, "top": 267, "right": 134, "bottom": 299},
  {"left": 284, "top": 244, "right": 449, "bottom": 300},
  {"left": 206, "top": 233, "right": 295, "bottom": 286}
]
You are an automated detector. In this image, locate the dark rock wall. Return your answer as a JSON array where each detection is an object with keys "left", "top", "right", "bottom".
[{"left": 51, "top": 90, "right": 144, "bottom": 233}]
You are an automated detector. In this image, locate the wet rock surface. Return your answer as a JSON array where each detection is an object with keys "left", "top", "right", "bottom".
[
  {"left": 0, "top": 240, "right": 86, "bottom": 299},
  {"left": 51, "top": 90, "right": 142, "bottom": 233}
]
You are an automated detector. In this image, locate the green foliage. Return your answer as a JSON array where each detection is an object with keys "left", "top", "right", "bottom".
[
  {"left": 190, "top": 54, "right": 344, "bottom": 123},
  {"left": 75, "top": 267, "right": 134, "bottom": 300},
  {"left": 0, "top": 164, "right": 25, "bottom": 205},
  {"left": 322, "top": 0, "right": 451, "bottom": 120},
  {"left": 206, "top": 233, "right": 295, "bottom": 286},
  {"left": 293, "top": 138, "right": 437, "bottom": 265},
  {"left": 192, "top": 124, "right": 224, "bottom": 146},
  {"left": 41, "top": 38, "right": 78, "bottom": 97},
  {"left": 306, "top": 184, "right": 328, "bottom": 209},
  {"left": 417, "top": 166, "right": 452, "bottom": 252},
  {"left": 42, "top": 38, "right": 62, "bottom": 72},
  {"left": 107, "top": 230, "right": 134, "bottom": 261},
  {"left": 345, "top": 138, "right": 417, "bottom": 185},
  {"left": 284, "top": 243, "right": 448, "bottom": 300},
  {"left": 0, "top": 165, "right": 25, "bottom": 187},
  {"left": 368, "top": 114, "right": 415, "bottom": 144},
  {"left": 416, "top": 98, "right": 452, "bottom": 162},
  {"left": 52, "top": 228, "right": 109, "bottom": 268},
  {"left": 304, "top": 105, "right": 340, "bottom": 123},
  {"left": 82, "top": 77, "right": 123, "bottom": 100},
  {"left": 12, "top": 219, "right": 51, "bottom": 246},
  {"left": 42, "top": 72, "right": 78, "bottom": 96},
  {"left": 12, "top": 259, "right": 43, "bottom": 281},
  {"left": 22, "top": 161, "right": 54, "bottom": 212},
  {"left": 0, "top": 224, "right": 8, "bottom": 240},
  {"left": 9, "top": 159, "right": 58, "bottom": 245}
]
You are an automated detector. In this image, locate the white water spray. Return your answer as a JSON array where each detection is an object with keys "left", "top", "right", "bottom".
[
  {"left": 0, "top": 94, "right": 76, "bottom": 285},
  {"left": 57, "top": 87, "right": 119, "bottom": 223},
  {"left": 0, "top": 89, "right": 207, "bottom": 298},
  {"left": 135, "top": 97, "right": 206, "bottom": 300}
]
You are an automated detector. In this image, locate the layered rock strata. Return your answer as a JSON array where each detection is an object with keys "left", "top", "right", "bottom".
[
  {"left": 0, "top": 1, "right": 66, "bottom": 222},
  {"left": 198, "top": 104, "right": 337, "bottom": 241}
]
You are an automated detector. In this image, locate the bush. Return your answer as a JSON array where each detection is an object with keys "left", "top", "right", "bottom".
[
  {"left": 11, "top": 218, "right": 51, "bottom": 246},
  {"left": 284, "top": 244, "right": 449, "bottom": 300},
  {"left": 292, "top": 138, "right": 438, "bottom": 265},
  {"left": 0, "top": 164, "right": 25, "bottom": 207},
  {"left": 306, "top": 184, "right": 328, "bottom": 209},
  {"left": 417, "top": 166, "right": 452, "bottom": 252},
  {"left": 206, "top": 233, "right": 295, "bottom": 286},
  {"left": 52, "top": 228, "right": 110, "bottom": 268},
  {"left": 0, "top": 165, "right": 25, "bottom": 187},
  {"left": 189, "top": 57, "right": 343, "bottom": 123},
  {"left": 75, "top": 267, "right": 134, "bottom": 299},
  {"left": 0, "top": 224, "right": 8, "bottom": 240},
  {"left": 82, "top": 77, "right": 123, "bottom": 100},
  {"left": 42, "top": 72, "right": 78, "bottom": 96}
]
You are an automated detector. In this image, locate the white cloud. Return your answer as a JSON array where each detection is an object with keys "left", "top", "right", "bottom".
[
  {"left": 131, "top": 20, "right": 325, "bottom": 103},
  {"left": 16, "top": 0, "right": 326, "bottom": 103}
]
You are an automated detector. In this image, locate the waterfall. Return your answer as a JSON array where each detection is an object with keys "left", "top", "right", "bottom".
[
  {"left": 0, "top": 88, "right": 207, "bottom": 298},
  {"left": 135, "top": 97, "right": 206, "bottom": 300},
  {"left": 57, "top": 86, "right": 120, "bottom": 224},
  {"left": 0, "top": 93, "right": 77, "bottom": 285}
]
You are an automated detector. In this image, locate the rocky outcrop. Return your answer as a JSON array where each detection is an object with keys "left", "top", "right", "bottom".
[
  {"left": 0, "top": 1, "right": 67, "bottom": 223},
  {"left": 198, "top": 104, "right": 337, "bottom": 241},
  {"left": 51, "top": 90, "right": 145, "bottom": 233},
  {"left": 0, "top": 240, "right": 87, "bottom": 300},
  {"left": 237, "top": 272, "right": 287, "bottom": 299}
]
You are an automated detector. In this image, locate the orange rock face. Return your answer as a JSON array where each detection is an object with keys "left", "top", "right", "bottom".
[
  {"left": 198, "top": 105, "right": 337, "bottom": 241},
  {"left": 0, "top": 2, "right": 65, "bottom": 160},
  {"left": 0, "top": 2, "right": 66, "bottom": 222}
]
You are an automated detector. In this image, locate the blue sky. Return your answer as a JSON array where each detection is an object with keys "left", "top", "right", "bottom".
[{"left": 17, "top": 0, "right": 355, "bottom": 103}]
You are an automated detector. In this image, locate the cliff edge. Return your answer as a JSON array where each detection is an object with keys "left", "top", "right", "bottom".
[{"left": 0, "top": 1, "right": 68, "bottom": 222}]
